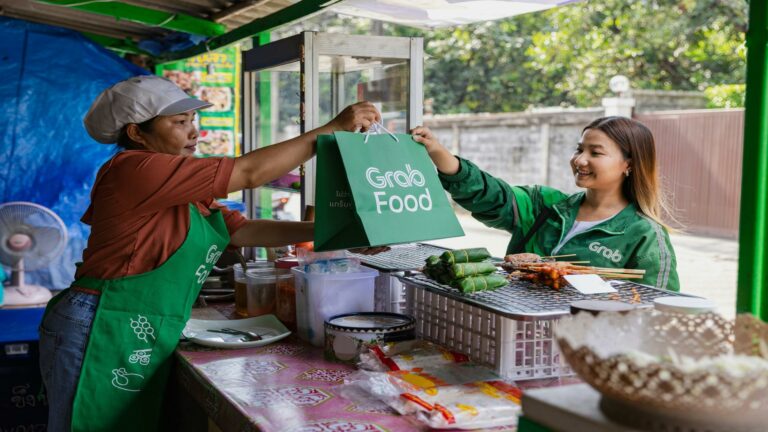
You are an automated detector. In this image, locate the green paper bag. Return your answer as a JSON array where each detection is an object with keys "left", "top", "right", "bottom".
[{"left": 315, "top": 131, "right": 464, "bottom": 251}]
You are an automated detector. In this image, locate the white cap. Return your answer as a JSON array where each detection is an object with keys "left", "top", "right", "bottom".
[
  {"left": 653, "top": 296, "right": 717, "bottom": 315},
  {"left": 83, "top": 75, "right": 213, "bottom": 144}
]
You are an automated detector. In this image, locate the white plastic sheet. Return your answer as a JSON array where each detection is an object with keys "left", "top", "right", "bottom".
[{"left": 330, "top": 0, "right": 581, "bottom": 28}]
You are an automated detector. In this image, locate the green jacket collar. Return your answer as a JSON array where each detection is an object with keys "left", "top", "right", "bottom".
[{"left": 552, "top": 192, "right": 639, "bottom": 235}]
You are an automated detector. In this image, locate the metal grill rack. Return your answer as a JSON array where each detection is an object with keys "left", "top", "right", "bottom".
[
  {"left": 350, "top": 243, "right": 451, "bottom": 271},
  {"left": 400, "top": 274, "right": 692, "bottom": 320}
]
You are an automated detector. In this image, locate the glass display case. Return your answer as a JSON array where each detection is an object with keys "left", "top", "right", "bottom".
[{"left": 241, "top": 32, "right": 424, "bottom": 226}]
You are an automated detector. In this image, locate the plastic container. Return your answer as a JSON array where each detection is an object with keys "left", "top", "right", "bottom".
[
  {"left": 653, "top": 296, "right": 717, "bottom": 315},
  {"left": 292, "top": 265, "right": 378, "bottom": 346},
  {"left": 324, "top": 312, "right": 415, "bottom": 363},
  {"left": 275, "top": 257, "right": 300, "bottom": 330},
  {"left": 570, "top": 300, "right": 637, "bottom": 315},
  {"left": 234, "top": 261, "right": 273, "bottom": 317},
  {"left": 244, "top": 268, "right": 291, "bottom": 317}
]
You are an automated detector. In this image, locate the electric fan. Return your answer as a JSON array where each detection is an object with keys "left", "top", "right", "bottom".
[{"left": 0, "top": 202, "right": 68, "bottom": 307}]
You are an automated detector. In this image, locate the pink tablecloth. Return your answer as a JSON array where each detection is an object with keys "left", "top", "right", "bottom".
[
  {"left": 175, "top": 336, "right": 535, "bottom": 432},
  {"left": 175, "top": 304, "right": 575, "bottom": 432}
]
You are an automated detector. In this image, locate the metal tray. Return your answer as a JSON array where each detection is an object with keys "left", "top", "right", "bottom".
[
  {"left": 399, "top": 273, "right": 694, "bottom": 320},
  {"left": 350, "top": 243, "right": 451, "bottom": 271}
]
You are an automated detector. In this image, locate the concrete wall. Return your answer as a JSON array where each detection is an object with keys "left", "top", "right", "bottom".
[
  {"left": 423, "top": 108, "right": 604, "bottom": 194},
  {"left": 420, "top": 89, "right": 706, "bottom": 194},
  {"left": 632, "top": 89, "right": 708, "bottom": 113}
]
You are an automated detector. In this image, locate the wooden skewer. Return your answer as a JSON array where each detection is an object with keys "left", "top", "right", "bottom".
[
  {"left": 502, "top": 261, "right": 647, "bottom": 279},
  {"left": 599, "top": 273, "right": 644, "bottom": 279},
  {"left": 591, "top": 267, "right": 646, "bottom": 275},
  {"left": 538, "top": 264, "right": 645, "bottom": 275},
  {"left": 540, "top": 254, "right": 577, "bottom": 259}
]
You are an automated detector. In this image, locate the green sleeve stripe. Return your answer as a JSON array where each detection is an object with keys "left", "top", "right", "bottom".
[
  {"left": 511, "top": 186, "right": 535, "bottom": 235},
  {"left": 639, "top": 213, "right": 672, "bottom": 290}
]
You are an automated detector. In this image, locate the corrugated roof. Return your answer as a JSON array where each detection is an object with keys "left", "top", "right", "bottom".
[
  {"left": 0, "top": 0, "right": 579, "bottom": 60},
  {"left": 0, "top": 0, "right": 304, "bottom": 58}
]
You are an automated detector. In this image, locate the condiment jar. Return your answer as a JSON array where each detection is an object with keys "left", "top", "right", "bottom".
[
  {"left": 234, "top": 261, "right": 274, "bottom": 317},
  {"left": 275, "top": 257, "right": 299, "bottom": 329},
  {"left": 245, "top": 268, "right": 292, "bottom": 317}
]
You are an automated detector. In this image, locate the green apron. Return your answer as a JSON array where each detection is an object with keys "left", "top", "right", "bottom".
[{"left": 66, "top": 204, "right": 229, "bottom": 431}]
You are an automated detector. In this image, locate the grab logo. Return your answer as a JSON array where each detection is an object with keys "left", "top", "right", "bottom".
[
  {"left": 588, "top": 241, "right": 623, "bottom": 263},
  {"left": 365, "top": 164, "right": 425, "bottom": 189},
  {"left": 365, "top": 165, "right": 432, "bottom": 215},
  {"left": 206, "top": 245, "right": 223, "bottom": 265},
  {"left": 195, "top": 245, "right": 223, "bottom": 284}
]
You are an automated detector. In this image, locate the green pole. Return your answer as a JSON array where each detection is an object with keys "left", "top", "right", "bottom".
[
  {"left": 258, "top": 32, "right": 273, "bottom": 257},
  {"left": 737, "top": 0, "right": 768, "bottom": 320}
]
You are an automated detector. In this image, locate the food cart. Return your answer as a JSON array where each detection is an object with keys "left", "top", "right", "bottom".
[
  {"left": 171, "top": 20, "right": 768, "bottom": 426},
  {"left": 1, "top": 0, "right": 767, "bottom": 431}
]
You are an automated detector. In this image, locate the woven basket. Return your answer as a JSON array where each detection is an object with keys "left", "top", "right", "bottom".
[{"left": 556, "top": 310, "right": 768, "bottom": 432}]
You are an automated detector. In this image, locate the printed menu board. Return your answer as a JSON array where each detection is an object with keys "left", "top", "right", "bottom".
[{"left": 156, "top": 46, "right": 240, "bottom": 158}]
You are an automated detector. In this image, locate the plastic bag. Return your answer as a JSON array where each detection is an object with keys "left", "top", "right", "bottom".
[
  {"left": 360, "top": 340, "right": 469, "bottom": 371},
  {"left": 297, "top": 248, "right": 361, "bottom": 273},
  {"left": 404, "top": 380, "right": 522, "bottom": 429},
  {"left": 342, "top": 369, "right": 521, "bottom": 429}
]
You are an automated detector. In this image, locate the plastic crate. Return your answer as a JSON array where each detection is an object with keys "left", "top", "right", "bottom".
[
  {"left": 400, "top": 273, "right": 694, "bottom": 381},
  {"left": 403, "top": 283, "right": 570, "bottom": 380},
  {"left": 373, "top": 271, "right": 409, "bottom": 313},
  {"left": 351, "top": 244, "right": 449, "bottom": 315}
]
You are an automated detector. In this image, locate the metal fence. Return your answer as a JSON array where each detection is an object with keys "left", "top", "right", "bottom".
[{"left": 635, "top": 109, "right": 744, "bottom": 238}]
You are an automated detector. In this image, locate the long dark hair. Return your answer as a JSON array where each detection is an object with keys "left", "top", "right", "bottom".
[{"left": 583, "top": 116, "right": 674, "bottom": 231}]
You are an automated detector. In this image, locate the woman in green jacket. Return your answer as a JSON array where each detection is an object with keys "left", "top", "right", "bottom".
[{"left": 411, "top": 116, "right": 679, "bottom": 292}]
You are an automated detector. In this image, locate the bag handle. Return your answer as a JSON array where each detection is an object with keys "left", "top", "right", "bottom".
[
  {"left": 509, "top": 206, "right": 555, "bottom": 254},
  {"left": 364, "top": 121, "right": 399, "bottom": 143}
]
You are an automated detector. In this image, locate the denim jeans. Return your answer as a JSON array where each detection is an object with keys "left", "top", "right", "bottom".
[{"left": 38, "top": 289, "right": 99, "bottom": 432}]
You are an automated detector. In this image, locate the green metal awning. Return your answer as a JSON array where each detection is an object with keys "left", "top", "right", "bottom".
[
  {"left": 0, "top": 0, "right": 325, "bottom": 59},
  {"left": 0, "top": 0, "right": 579, "bottom": 60}
]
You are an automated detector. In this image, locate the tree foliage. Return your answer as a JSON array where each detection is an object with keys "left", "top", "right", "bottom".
[
  {"left": 526, "top": 0, "right": 747, "bottom": 108},
  {"left": 275, "top": 0, "right": 747, "bottom": 113}
]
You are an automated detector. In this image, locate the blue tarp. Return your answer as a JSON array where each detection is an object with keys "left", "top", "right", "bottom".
[
  {"left": 0, "top": 17, "right": 148, "bottom": 289},
  {"left": 0, "top": 308, "right": 45, "bottom": 343}
]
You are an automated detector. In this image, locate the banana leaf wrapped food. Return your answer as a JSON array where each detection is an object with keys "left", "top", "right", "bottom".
[
  {"left": 424, "top": 249, "right": 505, "bottom": 292},
  {"left": 449, "top": 262, "right": 497, "bottom": 279},
  {"left": 426, "top": 255, "right": 442, "bottom": 267},
  {"left": 454, "top": 274, "right": 508, "bottom": 293},
  {"left": 423, "top": 256, "right": 451, "bottom": 284},
  {"left": 423, "top": 255, "right": 443, "bottom": 279},
  {"left": 431, "top": 267, "right": 453, "bottom": 285},
  {"left": 440, "top": 248, "right": 491, "bottom": 265}
]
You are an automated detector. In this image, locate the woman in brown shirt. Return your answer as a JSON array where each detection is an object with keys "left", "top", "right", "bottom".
[{"left": 39, "top": 75, "right": 380, "bottom": 431}]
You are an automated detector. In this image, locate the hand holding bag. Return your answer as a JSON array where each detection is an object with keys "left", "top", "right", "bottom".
[{"left": 315, "top": 124, "right": 464, "bottom": 251}]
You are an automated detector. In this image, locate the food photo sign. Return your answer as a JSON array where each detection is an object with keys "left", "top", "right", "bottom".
[{"left": 156, "top": 46, "right": 240, "bottom": 158}]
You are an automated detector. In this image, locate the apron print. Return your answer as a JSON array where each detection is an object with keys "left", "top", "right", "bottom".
[
  {"left": 130, "top": 314, "right": 156, "bottom": 342},
  {"left": 111, "top": 368, "right": 144, "bottom": 392},
  {"left": 128, "top": 348, "right": 153, "bottom": 366},
  {"left": 195, "top": 244, "right": 223, "bottom": 283}
]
